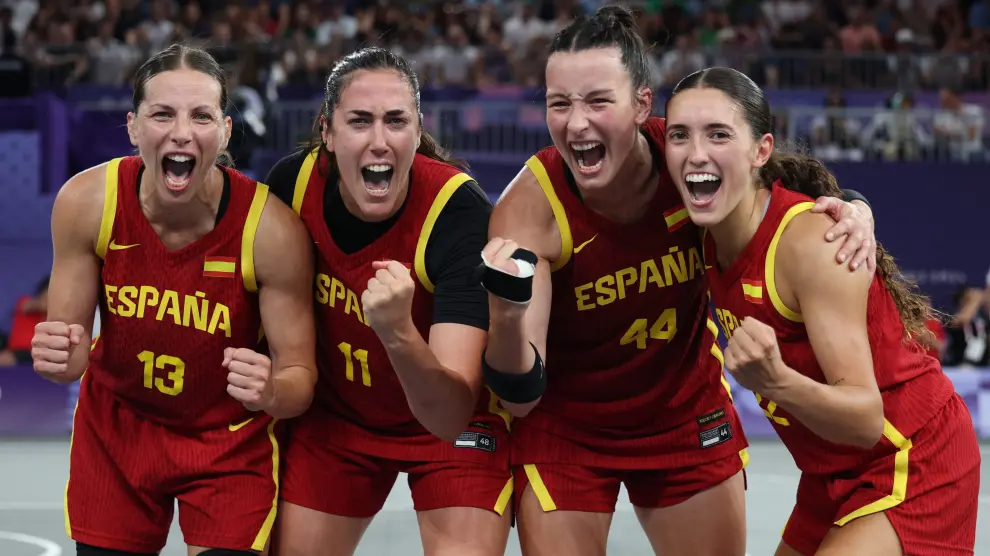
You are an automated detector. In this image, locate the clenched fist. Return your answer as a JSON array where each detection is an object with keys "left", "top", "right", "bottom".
[
  {"left": 723, "top": 317, "right": 790, "bottom": 395},
  {"left": 32, "top": 321, "right": 86, "bottom": 384},
  {"left": 224, "top": 347, "right": 274, "bottom": 412},
  {"left": 362, "top": 260, "right": 416, "bottom": 338}
]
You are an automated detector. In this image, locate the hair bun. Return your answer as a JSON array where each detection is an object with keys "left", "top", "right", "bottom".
[{"left": 596, "top": 5, "right": 637, "bottom": 31}]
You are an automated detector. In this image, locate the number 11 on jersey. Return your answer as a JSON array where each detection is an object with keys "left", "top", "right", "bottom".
[{"left": 338, "top": 342, "right": 371, "bottom": 386}]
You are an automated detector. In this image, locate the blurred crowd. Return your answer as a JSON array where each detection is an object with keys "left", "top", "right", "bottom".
[{"left": 1, "top": 0, "right": 990, "bottom": 94}]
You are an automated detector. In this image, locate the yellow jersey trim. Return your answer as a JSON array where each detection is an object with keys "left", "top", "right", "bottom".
[
  {"left": 493, "top": 476, "right": 514, "bottom": 516},
  {"left": 414, "top": 172, "right": 474, "bottom": 293},
  {"left": 241, "top": 183, "right": 270, "bottom": 293},
  {"left": 834, "top": 419, "right": 912, "bottom": 526},
  {"left": 525, "top": 156, "right": 573, "bottom": 272},
  {"left": 292, "top": 148, "right": 320, "bottom": 215},
  {"left": 96, "top": 158, "right": 123, "bottom": 260},
  {"left": 522, "top": 464, "right": 557, "bottom": 512},
  {"left": 765, "top": 202, "right": 814, "bottom": 323},
  {"left": 250, "top": 419, "right": 281, "bottom": 551}
]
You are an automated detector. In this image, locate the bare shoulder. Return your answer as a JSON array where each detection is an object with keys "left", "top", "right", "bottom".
[
  {"left": 52, "top": 161, "right": 111, "bottom": 243},
  {"left": 254, "top": 190, "right": 312, "bottom": 277},
  {"left": 777, "top": 210, "right": 869, "bottom": 289},
  {"left": 489, "top": 164, "right": 559, "bottom": 261}
]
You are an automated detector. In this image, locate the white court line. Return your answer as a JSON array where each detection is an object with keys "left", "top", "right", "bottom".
[{"left": 0, "top": 530, "right": 62, "bottom": 556}]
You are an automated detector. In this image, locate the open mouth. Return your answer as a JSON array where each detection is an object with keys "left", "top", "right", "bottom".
[
  {"left": 361, "top": 164, "right": 394, "bottom": 197},
  {"left": 162, "top": 154, "right": 196, "bottom": 191},
  {"left": 570, "top": 141, "right": 606, "bottom": 174},
  {"left": 685, "top": 172, "right": 722, "bottom": 206}
]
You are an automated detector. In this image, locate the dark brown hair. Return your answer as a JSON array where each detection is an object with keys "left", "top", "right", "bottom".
[
  {"left": 548, "top": 5, "right": 651, "bottom": 91},
  {"left": 668, "top": 67, "right": 935, "bottom": 346},
  {"left": 131, "top": 43, "right": 234, "bottom": 167},
  {"left": 305, "top": 46, "right": 464, "bottom": 175}
]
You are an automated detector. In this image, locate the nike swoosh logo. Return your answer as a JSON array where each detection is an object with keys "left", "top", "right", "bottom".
[
  {"left": 573, "top": 234, "right": 598, "bottom": 254},
  {"left": 228, "top": 417, "right": 254, "bottom": 432},
  {"left": 108, "top": 240, "right": 139, "bottom": 250}
]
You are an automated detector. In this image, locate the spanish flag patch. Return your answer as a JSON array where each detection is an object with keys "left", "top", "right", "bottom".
[
  {"left": 204, "top": 256, "right": 236, "bottom": 278},
  {"left": 742, "top": 279, "right": 763, "bottom": 304},
  {"left": 664, "top": 205, "right": 689, "bottom": 232}
]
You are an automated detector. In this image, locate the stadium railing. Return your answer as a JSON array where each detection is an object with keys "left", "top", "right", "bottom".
[{"left": 258, "top": 102, "right": 988, "bottom": 164}]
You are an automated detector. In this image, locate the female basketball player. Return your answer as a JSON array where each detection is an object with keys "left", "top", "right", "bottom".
[
  {"left": 265, "top": 47, "right": 511, "bottom": 556},
  {"left": 31, "top": 45, "right": 317, "bottom": 556},
  {"left": 477, "top": 6, "right": 878, "bottom": 556},
  {"left": 664, "top": 66, "right": 980, "bottom": 555}
]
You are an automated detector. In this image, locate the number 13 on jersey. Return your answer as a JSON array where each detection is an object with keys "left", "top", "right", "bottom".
[{"left": 621, "top": 308, "right": 677, "bottom": 349}]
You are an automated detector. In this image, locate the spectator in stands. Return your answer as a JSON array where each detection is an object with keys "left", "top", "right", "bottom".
[
  {"left": 947, "top": 286, "right": 990, "bottom": 368},
  {"left": 0, "top": 7, "right": 16, "bottom": 55},
  {"left": 933, "top": 86, "right": 986, "bottom": 161},
  {"left": 861, "top": 91, "right": 930, "bottom": 160},
  {"left": 656, "top": 32, "right": 706, "bottom": 87},
  {"left": 810, "top": 89, "right": 864, "bottom": 161},
  {"left": 433, "top": 24, "right": 480, "bottom": 86},
  {"left": 86, "top": 18, "right": 141, "bottom": 85},
  {"left": 0, "top": 275, "right": 49, "bottom": 368},
  {"left": 840, "top": 6, "right": 882, "bottom": 53},
  {"left": 503, "top": 1, "right": 550, "bottom": 59}
]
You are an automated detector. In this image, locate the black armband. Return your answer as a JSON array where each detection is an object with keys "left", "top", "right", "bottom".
[
  {"left": 840, "top": 189, "right": 871, "bottom": 209},
  {"left": 481, "top": 343, "right": 546, "bottom": 404}
]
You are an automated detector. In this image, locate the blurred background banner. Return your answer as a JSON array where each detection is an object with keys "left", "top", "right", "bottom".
[{"left": 0, "top": 0, "right": 989, "bottom": 440}]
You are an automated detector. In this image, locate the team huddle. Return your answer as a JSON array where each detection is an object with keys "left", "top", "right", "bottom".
[{"left": 29, "top": 5, "right": 980, "bottom": 556}]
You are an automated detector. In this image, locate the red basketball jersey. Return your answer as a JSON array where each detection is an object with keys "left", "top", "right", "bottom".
[
  {"left": 88, "top": 156, "right": 269, "bottom": 430},
  {"left": 705, "top": 182, "right": 955, "bottom": 474},
  {"left": 291, "top": 151, "right": 510, "bottom": 460},
  {"left": 514, "top": 117, "right": 741, "bottom": 469}
]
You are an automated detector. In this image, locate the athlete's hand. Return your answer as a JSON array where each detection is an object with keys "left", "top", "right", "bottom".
[
  {"left": 812, "top": 196, "right": 876, "bottom": 274},
  {"left": 482, "top": 237, "right": 535, "bottom": 321},
  {"left": 362, "top": 260, "right": 416, "bottom": 340},
  {"left": 724, "top": 317, "right": 790, "bottom": 395},
  {"left": 31, "top": 321, "right": 85, "bottom": 383},
  {"left": 224, "top": 347, "right": 274, "bottom": 412}
]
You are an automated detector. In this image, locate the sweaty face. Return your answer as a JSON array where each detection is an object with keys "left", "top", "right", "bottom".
[
  {"left": 325, "top": 69, "right": 420, "bottom": 222},
  {"left": 664, "top": 88, "right": 771, "bottom": 228},
  {"left": 544, "top": 48, "right": 648, "bottom": 191},
  {"left": 127, "top": 68, "right": 230, "bottom": 200}
]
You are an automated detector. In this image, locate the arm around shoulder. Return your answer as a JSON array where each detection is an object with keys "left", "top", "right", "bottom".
[{"left": 252, "top": 195, "right": 318, "bottom": 419}]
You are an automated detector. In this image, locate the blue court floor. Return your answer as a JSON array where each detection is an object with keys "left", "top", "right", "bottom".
[{"left": 1, "top": 439, "right": 987, "bottom": 555}]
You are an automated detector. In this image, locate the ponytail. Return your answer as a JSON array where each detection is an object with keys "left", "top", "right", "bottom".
[
  {"left": 762, "top": 149, "right": 936, "bottom": 348},
  {"left": 217, "top": 150, "right": 235, "bottom": 168}
]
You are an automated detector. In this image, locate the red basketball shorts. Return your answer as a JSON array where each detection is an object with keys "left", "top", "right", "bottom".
[
  {"left": 512, "top": 450, "right": 748, "bottom": 514},
  {"left": 782, "top": 393, "right": 981, "bottom": 555},
  {"left": 280, "top": 423, "right": 514, "bottom": 519},
  {"left": 64, "top": 374, "right": 282, "bottom": 553}
]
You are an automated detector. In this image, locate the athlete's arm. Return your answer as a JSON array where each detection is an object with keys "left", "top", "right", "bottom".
[
  {"left": 252, "top": 194, "right": 318, "bottom": 419},
  {"left": 767, "top": 212, "right": 884, "bottom": 449},
  {"left": 375, "top": 183, "right": 492, "bottom": 441},
  {"left": 42, "top": 167, "right": 106, "bottom": 383},
  {"left": 484, "top": 166, "right": 561, "bottom": 418}
]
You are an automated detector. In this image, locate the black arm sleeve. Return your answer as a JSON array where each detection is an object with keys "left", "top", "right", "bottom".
[
  {"left": 840, "top": 188, "right": 871, "bottom": 209},
  {"left": 423, "top": 180, "right": 493, "bottom": 331},
  {"left": 263, "top": 149, "right": 309, "bottom": 207}
]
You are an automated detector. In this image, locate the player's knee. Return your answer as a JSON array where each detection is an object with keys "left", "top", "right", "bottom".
[
  {"left": 197, "top": 550, "right": 259, "bottom": 556},
  {"left": 76, "top": 542, "right": 158, "bottom": 556}
]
